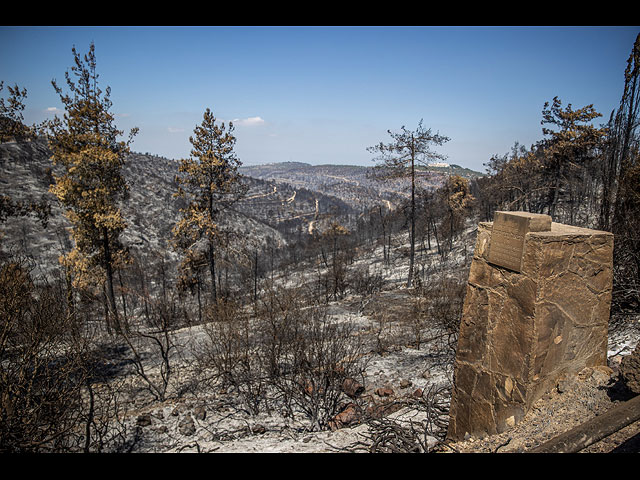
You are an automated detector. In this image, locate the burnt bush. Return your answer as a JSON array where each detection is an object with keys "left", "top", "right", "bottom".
[
  {"left": 195, "top": 285, "right": 367, "bottom": 430},
  {"left": 0, "top": 257, "right": 89, "bottom": 451}
]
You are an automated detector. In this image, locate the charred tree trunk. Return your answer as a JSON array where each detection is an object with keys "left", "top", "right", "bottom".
[{"left": 103, "top": 227, "right": 120, "bottom": 334}]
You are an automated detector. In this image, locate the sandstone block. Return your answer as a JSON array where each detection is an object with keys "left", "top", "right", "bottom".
[
  {"left": 487, "top": 211, "right": 551, "bottom": 272},
  {"left": 447, "top": 212, "right": 613, "bottom": 441}
]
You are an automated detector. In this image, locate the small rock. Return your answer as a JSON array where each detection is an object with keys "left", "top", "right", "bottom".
[
  {"left": 194, "top": 405, "right": 207, "bottom": 421},
  {"left": 375, "top": 386, "right": 394, "bottom": 397},
  {"left": 178, "top": 415, "right": 196, "bottom": 436},
  {"left": 411, "top": 388, "right": 423, "bottom": 398},
  {"left": 399, "top": 379, "right": 412, "bottom": 389},
  {"left": 578, "top": 367, "right": 593, "bottom": 381},
  {"left": 342, "top": 377, "right": 365, "bottom": 398},
  {"left": 136, "top": 414, "right": 152, "bottom": 427},
  {"left": 330, "top": 403, "right": 360, "bottom": 430},
  {"left": 251, "top": 424, "right": 266, "bottom": 434},
  {"left": 620, "top": 342, "right": 640, "bottom": 394}
]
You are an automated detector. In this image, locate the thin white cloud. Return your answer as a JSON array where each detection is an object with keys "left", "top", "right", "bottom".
[
  {"left": 233, "top": 116, "right": 265, "bottom": 127},
  {"left": 46, "top": 107, "right": 62, "bottom": 114}
]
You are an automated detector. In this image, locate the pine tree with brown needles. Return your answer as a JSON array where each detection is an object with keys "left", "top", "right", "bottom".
[
  {"left": 173, "top": 108, "right": 245, "bottom": 304},
  {"left": 46, "top": 43, "right": 138, "bottom": 334},
  {"left": 540, "top": 96, "right": 606, "bottom": 221}
]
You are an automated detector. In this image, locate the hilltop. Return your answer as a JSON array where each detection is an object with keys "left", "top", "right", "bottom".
[{"left": 240, "top": 161, "right": 484, "bottom": 212}]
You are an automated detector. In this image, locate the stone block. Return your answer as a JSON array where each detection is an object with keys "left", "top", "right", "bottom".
[
  {"left": 487, "top": 211, "right": 551, "bottom": 272},
  {"left": 447, "top": 212, "right": 613, "bottom": 441}
]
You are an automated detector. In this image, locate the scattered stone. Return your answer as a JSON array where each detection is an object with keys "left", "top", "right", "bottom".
[
  {"left": 251, "top": 424, "right": 266, "bottom": 435},
  {"left": 411, "top": 388, "right": 423, "bottom": 398},
  {"left": 136, "top": 414, "right": 152, "bottom": 427},
  {"left": 194, "top": 405, "right": 207, "bottom": 421},
  {"left": 620, "top": 342, "right": 640, "bottom": 394},
  {"left": 399, "top": 379, "right": 412, "bottom": 389},
  {"left": 342, "top": 377, "right": 365, "bottom": 398},
  {"left": 330, "top": 403, "right": 360, "bottom": 430},
  {"left": 178, "top": 415, "right": 196, "bottom": 436},
  {"left": 375, "top": 386, "right": 394, "bottom": 397}
]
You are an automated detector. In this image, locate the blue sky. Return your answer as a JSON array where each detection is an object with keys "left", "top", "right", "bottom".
[{"left": 1, "top": 25, "right": 638, "bottom": 172}]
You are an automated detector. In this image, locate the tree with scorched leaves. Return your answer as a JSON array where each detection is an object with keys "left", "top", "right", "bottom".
[
  {"left": 173, "top": 108, "right": 245, "bottom": 306},
  {"left": 47, "top": 43, "right": 138, "bottom": 333}
]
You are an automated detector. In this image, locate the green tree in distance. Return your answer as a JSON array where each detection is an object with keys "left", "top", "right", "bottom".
[
  {"left": 47, "top": 43, "right": 138, "bottom": 333},
  {"left": 368, "top": 120, "right": 449, "bottom": 287}
]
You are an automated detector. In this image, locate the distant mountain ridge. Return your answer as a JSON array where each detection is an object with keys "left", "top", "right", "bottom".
[{"left": 240, "top": 161, "right": 484, "bottom": 211}]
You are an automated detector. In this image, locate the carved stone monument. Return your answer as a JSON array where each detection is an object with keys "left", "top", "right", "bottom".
[
  {"left": 487, "top": 211, "right": 552, "bottom": 272},
  {"left": 447, "top": 211, "right": 614, "bottom": 441}
]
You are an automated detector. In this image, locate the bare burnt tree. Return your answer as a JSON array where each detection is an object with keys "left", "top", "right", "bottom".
[
  {"left": 608, "top": 34, "right": 640, "bottom": 312},
  {"left": 368, "top": 120, "right": 450, "bottom": 287}
]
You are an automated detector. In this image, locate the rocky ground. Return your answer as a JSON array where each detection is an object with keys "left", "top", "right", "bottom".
[
  {"left": 100, "top": 304, "right": 639, "bottom": 454},
  {"left": 97, "top": 288, "right": 458, "bottom": 453}
]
